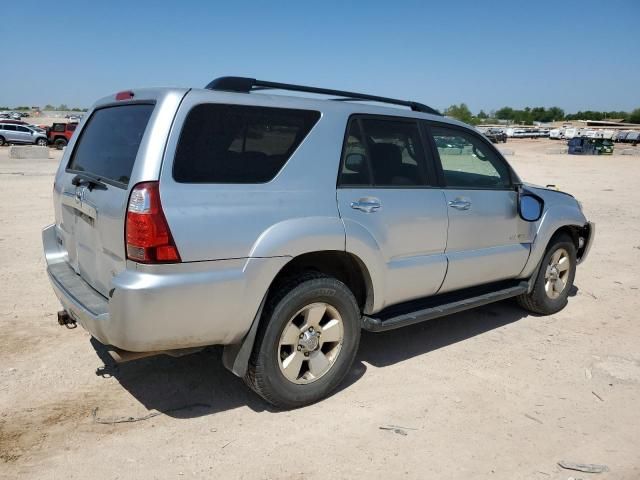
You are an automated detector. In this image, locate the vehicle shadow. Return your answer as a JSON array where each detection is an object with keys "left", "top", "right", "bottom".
[
  {"left": 92, "top": 339, "right": 368, "bottom": 417},
  {"left": 91, "top": 297, "right": 549, "bottom": 418},
  {"left": 356, "top": 300, "right": 528, "bottom": 368}
]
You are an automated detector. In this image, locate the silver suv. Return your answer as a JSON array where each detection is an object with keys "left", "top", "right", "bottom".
[
  {"left": 0, "top": 122, "right": 48, "bottom": 146},
  {"left": 43, "top": 77, "right": 594, "bottom": 408}
]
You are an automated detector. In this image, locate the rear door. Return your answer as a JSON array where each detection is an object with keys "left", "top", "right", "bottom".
[
  {"left": 337, "top": 116, "right": 448, "bottom": 308},
  {"left": 426, "top": 122, "right": 530, "bottom": 293},
  {"left": 55, "top": 103, "right": 155, "bottom": 296},
  {"left": 15, "top": 125, "right": 33, "bottom": 143}
]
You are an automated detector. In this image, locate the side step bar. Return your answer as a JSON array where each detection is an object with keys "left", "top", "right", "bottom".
[{"left": 362, "top": 281, "right": 528, "bottom": 332}]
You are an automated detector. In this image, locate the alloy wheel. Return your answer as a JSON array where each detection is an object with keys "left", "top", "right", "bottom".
[
  {"left": 544, "top": 248, "right": 570, "bottom": 299},
  {"left": 277, "top": 302, "right": 344, "bottom": 384}
]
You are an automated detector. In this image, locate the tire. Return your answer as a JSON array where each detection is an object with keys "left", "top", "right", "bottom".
[
  {"left": 245, "top": 273, "right": 361, "bottom": 409},
  {"left": 0, "top": 136, "right": 4, "bottom": 146},
  {"left": 36, "top": 137, "right": 48, "bottom": 147},
  {"left": 54, "top": 138, "right": 67, "bottom": 149},
  {"left": 517, "top": 233, "right": 577, "bottom": 315}
]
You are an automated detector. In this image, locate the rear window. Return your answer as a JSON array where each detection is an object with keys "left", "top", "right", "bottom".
[
  {"left": 173, "top": 104, "right": 320, "bottom": 183},
  {"left": 67, "top": 104, "right": 154, "bottom": 186}
]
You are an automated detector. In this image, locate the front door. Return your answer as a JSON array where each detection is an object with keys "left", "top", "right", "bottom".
[
  {"left": 427, "top": 123, "right": 530, "bottom": 293},
  {"left": 337, "top": 116, "right": 448, "bottom": 310}
]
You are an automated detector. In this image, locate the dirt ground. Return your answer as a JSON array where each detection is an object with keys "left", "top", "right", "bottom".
[{"left": 1, "top": 139, "right": 639, "bottom": 480}]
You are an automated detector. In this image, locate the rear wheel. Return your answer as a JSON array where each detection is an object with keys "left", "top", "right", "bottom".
[
  {"left": 54, "top": 138, "right": 67, "bottom": 149},
  {"left": 517, "top": 233, "right": 576, "bottom": 315},
  {"left": 245, "top": 273, "right": 361, "bottom": 409}
]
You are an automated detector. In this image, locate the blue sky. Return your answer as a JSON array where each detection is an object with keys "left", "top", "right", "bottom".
[{"left": 2, "top": 0, "right": 639, "bottom": 113}]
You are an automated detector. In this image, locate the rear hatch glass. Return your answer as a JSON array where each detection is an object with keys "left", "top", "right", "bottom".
[{"left": 67, "top": 103, "right": 154, "bottom": 186}]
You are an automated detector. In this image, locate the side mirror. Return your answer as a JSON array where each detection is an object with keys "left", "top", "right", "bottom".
[
  {"left": 345, "top": 153, "right": 365, "bottom": 172},
  {"left": 519, "top": 194, "right": 543, "bottom": 222}
]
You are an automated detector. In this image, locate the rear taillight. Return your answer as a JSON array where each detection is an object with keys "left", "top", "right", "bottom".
[{"left": 125, "top": 182, "right": 181, "bottom": 263}]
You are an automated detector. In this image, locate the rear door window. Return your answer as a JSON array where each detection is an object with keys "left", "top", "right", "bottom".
[
  {"left": 338, "top": 117, "right": 430, "bottom": 187},
  {"left": 67, "top": 104, "right": 154, "bottom": 186},
  {"left": 173, "top": 104, "right": 320, "bottom": 183}
]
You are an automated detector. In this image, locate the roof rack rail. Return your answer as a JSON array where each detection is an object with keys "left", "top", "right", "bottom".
[{"left": 205, "top": 76, "right": 441, "bottom": 116}]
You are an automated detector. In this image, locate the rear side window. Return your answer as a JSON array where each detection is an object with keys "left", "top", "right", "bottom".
[
  {"left": 338, "top": 117, "right": 429, "bottom": 187},
  {"left": 67, "top": 104, "right": 154, "bottom": 186},
  {"left": 173, "top": 104, "right": 320, "bottom": 183}
]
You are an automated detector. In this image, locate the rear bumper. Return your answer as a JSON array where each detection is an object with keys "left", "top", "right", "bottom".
[{"left": 43, "top": 224, "right": 283, "bottom": 352}]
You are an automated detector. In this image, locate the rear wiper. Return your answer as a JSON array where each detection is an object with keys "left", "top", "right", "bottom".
[{"left": 71, "top": 173, "right": 107, "bottom": 191}]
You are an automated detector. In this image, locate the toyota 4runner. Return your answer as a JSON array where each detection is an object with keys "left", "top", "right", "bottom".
[{"left": 43, "top": 77, "right": 594, "bottom": 408}]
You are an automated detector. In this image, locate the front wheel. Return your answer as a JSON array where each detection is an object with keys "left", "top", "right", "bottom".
[
  {"left": 245, "top": 273, "right": 361, "bottom": 409},
  {"left": 36, "top": 137, "right": 48, "bottom": 146},
  {"left": 517, "top": 233, "right": 576, "bottom": 315},
  {"left": 0, "top": 136, "right": 5, "bottom": 146}
]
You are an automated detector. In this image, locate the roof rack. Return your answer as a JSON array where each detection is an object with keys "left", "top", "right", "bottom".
[{"left": 204, "top": 76, "right": 441, "bottom": 116}]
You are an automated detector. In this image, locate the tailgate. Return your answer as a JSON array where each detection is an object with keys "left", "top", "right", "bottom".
[{"left": 54, "top": 103, "right": 156, "bottom": 297}]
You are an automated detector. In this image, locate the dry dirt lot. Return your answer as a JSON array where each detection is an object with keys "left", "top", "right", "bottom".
[{"left": 1, "top": 140, "right": 639, "bottom": 480}]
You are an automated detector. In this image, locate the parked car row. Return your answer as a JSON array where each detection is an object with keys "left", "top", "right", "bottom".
[
  {"left": 0, "top": 111, "right": 30, "bottom": 120},
  {"left": 0, "top": 121, "right": 77, "bottom": 147}
]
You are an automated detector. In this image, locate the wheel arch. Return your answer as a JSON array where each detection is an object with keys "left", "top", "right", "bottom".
[
  {"left": 519, "top": 203, "right": 588, "bottom": 279},
  {"left": 223, "top": 249, "right": 375, "bottom": 378}
]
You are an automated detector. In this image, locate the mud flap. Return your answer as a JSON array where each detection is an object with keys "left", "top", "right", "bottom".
[{"left": 222, "top": 293, "right": 268, "bottom": 377}]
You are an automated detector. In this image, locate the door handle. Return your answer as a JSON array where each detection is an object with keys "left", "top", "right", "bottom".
[
  {"left": 350, "top": 198, "right": 381, "bottom": 213},
  {"left": 448, "top": 199, "right": 471, "bottom": 210}
]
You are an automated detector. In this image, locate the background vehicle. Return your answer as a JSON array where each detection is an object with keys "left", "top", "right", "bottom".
[
  {"left": 549, "top": 128, "right": 564, "bottom": 139},
  {"left": 615, "top": 131, "right": 629, "bottom": 142},
  {"left": 43, "top": 77, "right": 594, "bottom": 408},
  {"left": 568, "top": 136, "right": 613, "bottom": 154},
  {"left": 0, "top": 118, "right": 28, "bottom": 126},
  {"left": 46, "top": 122, "right": 78, "bottom": 148},
  {"left": 0, "top": 122, "right": 48, "bottom": 146},
  {"left": 483, "top": 128, "right": 507, "bottom": 143}
]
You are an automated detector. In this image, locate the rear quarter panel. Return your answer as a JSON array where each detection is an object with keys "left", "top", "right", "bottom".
[{"left": 159, "top": 90, "right": 349, "bottom": 262}]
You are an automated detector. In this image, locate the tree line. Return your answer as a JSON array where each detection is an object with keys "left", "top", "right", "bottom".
[
  {"left": 443, "top": 104, "right": 640, "bottom": 125},
  {"left": 0, "top": 104, "right": 88, "bottom": 112}
]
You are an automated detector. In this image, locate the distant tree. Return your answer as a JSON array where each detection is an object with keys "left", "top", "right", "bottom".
[
  {"left": 495, "top": 107, "right": 515, "bottom": 120},
  {"left": 547, "top": 107, "right": 565, "bottom": 121},
  {"left": 628, "top": 108, "right": 640, "bottom": 124},
  {"left": 57, "top": 104, "right": 69, "bottom": 111},
  {"left": 477, "top": 109, "right": 488, "bottom": 119},
  {"left": 444, "top": 103, "right": 474, "bottom": 124},
  {"left": 44, "top": 104, "right": 55, "bottom": 110}
]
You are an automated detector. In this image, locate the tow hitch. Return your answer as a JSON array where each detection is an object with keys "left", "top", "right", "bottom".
[{"left": 57, "top": 310, "right": 77, "bottom": 329}]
